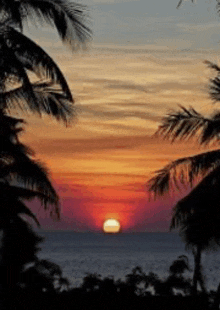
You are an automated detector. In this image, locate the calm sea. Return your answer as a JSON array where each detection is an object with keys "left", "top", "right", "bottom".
[{"left": 38, "top": 231, "right": 220, "bottom": 291}]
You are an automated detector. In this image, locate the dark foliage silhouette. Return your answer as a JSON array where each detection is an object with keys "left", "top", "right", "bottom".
[
  {"left": 147, "top": 58, "right": 220, "bottom": 295},
  {"left": 20, "top": 259, "right": 70, "bottom": 293},
  {"left": 0, "top": 0, "right": 91, "bottom": 46},
  {"left": 0, "top": 1, "right": 91, "bottom": 309}
]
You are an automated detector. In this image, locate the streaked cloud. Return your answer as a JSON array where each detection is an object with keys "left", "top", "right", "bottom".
[{"left": 22, "top": 44, "right": 219, "bottom": 231}]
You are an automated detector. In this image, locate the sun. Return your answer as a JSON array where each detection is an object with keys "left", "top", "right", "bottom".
[{"left": 103, "top": 219, "right": 121, "bottom": 233}]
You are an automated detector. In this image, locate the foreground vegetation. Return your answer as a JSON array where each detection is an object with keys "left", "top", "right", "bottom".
[
  {"left": 1, "top": 0, "right": 220, "bottom": 309},
  {"left": 8, "top": 253, "right": 219, "bottom": 310}
]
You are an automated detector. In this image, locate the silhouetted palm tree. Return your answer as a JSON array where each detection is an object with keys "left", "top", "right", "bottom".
[
  {"left": 148, "top": 62, "right": 220, "bottom": 294},
  {"left": 0, "top": 111, "right": 61, "bottom": 309},
  {"left": 0, "top": 1, "right": 91, "bottom": 308},
  {"left": 0, "top": 0, "right": 91, "bottom": 249},
  {"left": 170, "top": 171, "right": 220, "bottom": 294}
]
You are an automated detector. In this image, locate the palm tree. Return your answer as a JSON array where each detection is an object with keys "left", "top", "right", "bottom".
[
  {"left": 170, "top": 167, "right": 220, "bottom": 294},
  {"left": 147, "top": 61, "right": 220, "bottom": 294},
  {"left": 0, "top": 0, "right": 91, "bottom": 220},
  {"left": 0, "top": 97, "right": 80, "bottom": 309},
  {"left": 0, "top": 109, "right": 62, "bottom": 309},
  {"left": 0, "top": 1, "right": 91, "bottom": 308}
]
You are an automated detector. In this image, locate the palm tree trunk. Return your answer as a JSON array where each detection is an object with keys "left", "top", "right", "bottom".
[
  {"left": 192, "top": 246, "right": 206, "bottom": 295},
  {"left": 192, "top": 246, "right": 201, "bottom": 295}
]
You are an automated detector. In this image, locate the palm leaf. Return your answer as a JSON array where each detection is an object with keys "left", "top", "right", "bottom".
[
  {"left": 4, "top": 156, "right": 59, "bottom": 203},
  {"left": 215, "top": 2, "right": 220, "bottom": 20},
  {"left": 170, "top": 164, "right": 220, "bottom": 229},
  {"left": 0, "top": 0, "right": 23, "bottom": 29},
  {"left": 0, "top": 36, "right": 38, "bottom": 111},
  {"left": 205, "top": 61, "right": 220, "bottom": 103},
  {"left": 0, "top": 181, "right": 60, "bottom": 219},
  {"left": 14, "top": 201, "right": 40, "bottom": 227},
  {"left": 176, "top": 0, "right": 194, "bottom": 9},
  {"left": 4, "top": 81, "right": 74, "bottom": 123},
  {"left": 175, "top": 206, "right": 220, "bottom": 251},
  {"left": 9, "top": 0, "right": 91, "bottom": 45},
  {"left": 148, "top": 149, "right": 220, "bottom": 196},
  {"left": 5, "top": 27, "right": 73, "bottom": 102},
  {"left": 0, "top": 112, "right": 25, "bottom": 141},
  {"left": 155, "top": 106, "right": 208, "bottom": 142},
  {"left": 155, "top": 106, "right": 220, "bottom": 145},
  {"left": 0, "top": 199, "right": 40, "bottom": 227}
]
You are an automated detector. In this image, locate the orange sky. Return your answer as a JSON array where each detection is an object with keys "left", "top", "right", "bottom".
[{"left": 18, "top": 44, "right": 220, "bottom": 232}]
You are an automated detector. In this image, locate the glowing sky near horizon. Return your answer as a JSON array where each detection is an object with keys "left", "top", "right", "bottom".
[{"left": 20, "top": 0, "right": 220, "bottom": 231}]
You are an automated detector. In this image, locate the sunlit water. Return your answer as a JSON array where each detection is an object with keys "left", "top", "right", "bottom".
[{"left": 38, "top": 231, "right": 220, "bottom": 291}]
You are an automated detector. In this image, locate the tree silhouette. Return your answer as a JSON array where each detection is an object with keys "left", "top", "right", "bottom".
[
  {"left": 20, "top": 259, "right": 70, "bottom": 294},
  {"left": 147, "top": 2, "right": 220, "bottom": 294},
  {"left": 0, "top": 111, "right": 63, "bottom": 309},
  {"left": 170, "top": 175, "right": 220, "bottom": 294},
  {"left": 81, "top": 273, "right": 102, "bottom": 292},
  {"left": 147, "top": 62, "right": 220, "bottom": 294},
  {"left": 0, "top": 1, "right": 91, "bottom": 309},
  {"left": 0, "top": 216, "right": 42, "bottom": 310}
]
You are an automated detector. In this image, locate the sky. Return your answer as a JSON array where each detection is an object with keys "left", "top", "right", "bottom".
[{"left": 18, "top": 0, "right": 220, "bottom": 232}]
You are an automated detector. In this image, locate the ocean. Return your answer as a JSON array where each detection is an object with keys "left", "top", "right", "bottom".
[{"left": 38, "top": 231, "right": 220, "bottom": 291}]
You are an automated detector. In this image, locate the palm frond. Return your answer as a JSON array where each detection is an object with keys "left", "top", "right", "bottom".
[
  {"left": 156, "top": 106, "right": 220, "bottom": 145},
  {"left": 170, "top": 200, "right": 192, "bottom": 230},
  {"left": 200, "top": 111, "right": 220, "bottom": 144},
  {"left": 170, "top": 164, "right": 220, "bottom": 230},
  {"left": 0, "top": 113, "right": 60, "bottom": 219},
  {"left": 0, "top": 35, "right": 39, "bottom": 112},
  {"left": 176, "top": 0, "right": 194, "bottom": 9},
  {"left": 6, "top": 200, "right": 40, "bottom": 227},
  {"left": 216, "top": 2, "right": 220, "bottom": 20},
  {"left": 4, "top": 81, "right": 74, "bottom": 123},
  {"left": 155, "top": 106, "right": 208, "bottom": 142},
  {"left": 18, "top": 0, "right": 91, "bottom": 45},
  {"left": 148, "top": 149, "right": 220, "bottom": 196},
  {"left": 176, "top": 206, "right": 220, "bottom": 251},
  {"left": 0, "top": 138, "right": 32, "bottom": 156},
  {"left": 205, "top": 60, "right": 220, "bottom": 103},
  {"left": 203, "top": 60, "right": 220, "bottom": 106},
  {"left": 0, "top": 112, "right": 25, "bottom": 142},
  {"left": 0, "top": 181, "right": 60, "bottom": 220},
  {"left": 5, "top": 27, "right": 73, "bottom": 102},
  {"left": 6, "top": 157, "right": 58, "bottom": 202},
  {"left": 204, "top": 60, "right": 220, "bottom": 74},
  {"left": 0, "top": 0, "right": 23, "bottom": 29}
]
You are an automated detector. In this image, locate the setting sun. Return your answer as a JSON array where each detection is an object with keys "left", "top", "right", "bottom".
[{"left": 103, "top": 219, "right": 121, "bottom": 233}]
